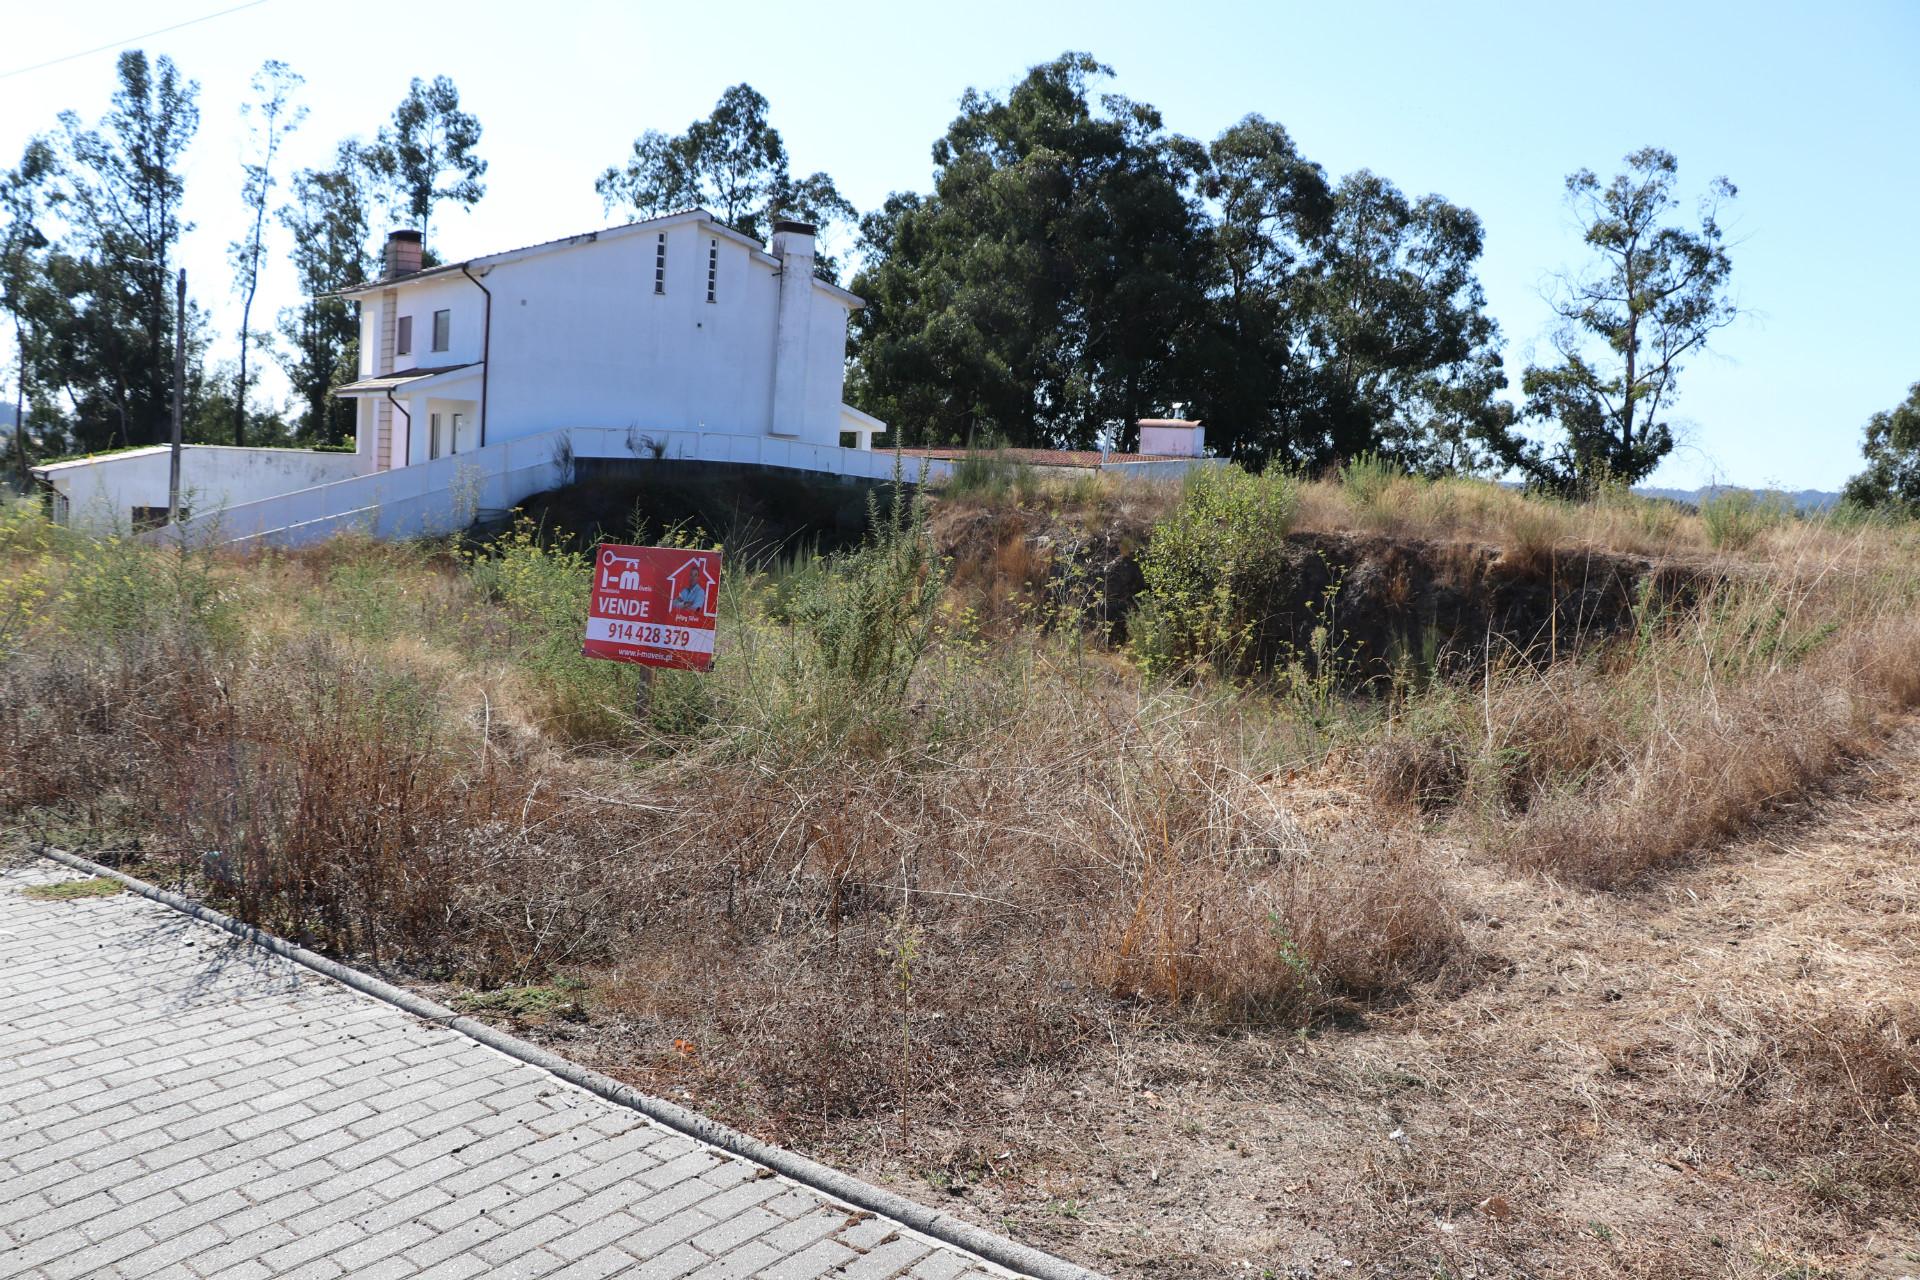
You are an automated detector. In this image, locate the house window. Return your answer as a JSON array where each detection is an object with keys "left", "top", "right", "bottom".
[
  {"left": 706, "top": 240, "right": 717, "bottom": 303},
  {"left": 429, "top": 412, "right": 441, "bottom": 460},
  {"left": 431, "top": 310, "right": 450, "bottom": 352},
  {"left": 654, "top": 232, "right": 666, "bottom": 294},
  {"left": 396, "top": 315, "right": 412, "bottom": 356}
]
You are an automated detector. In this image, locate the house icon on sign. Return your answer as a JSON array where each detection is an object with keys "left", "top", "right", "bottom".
[{"left": 667, "top": 558, "right": 717, "bottom": 617}]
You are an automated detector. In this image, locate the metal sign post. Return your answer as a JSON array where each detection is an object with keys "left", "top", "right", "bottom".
[{"left": 168, "top": 267, "right": 185, "bottom": 526}]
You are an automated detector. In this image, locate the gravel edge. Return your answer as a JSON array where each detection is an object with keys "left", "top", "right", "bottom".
[{"left": 36, "top": 845, "right": 1108, "bottom": 1280}]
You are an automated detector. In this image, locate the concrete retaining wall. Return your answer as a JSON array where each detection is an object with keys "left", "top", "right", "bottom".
[{"left": 147, "top": 428, "right": 951, "bottom": 550}]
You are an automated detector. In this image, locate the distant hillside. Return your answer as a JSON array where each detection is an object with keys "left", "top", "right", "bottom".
[{"left": 1636, "top": 485, "right": 1841, "bottom": 513}]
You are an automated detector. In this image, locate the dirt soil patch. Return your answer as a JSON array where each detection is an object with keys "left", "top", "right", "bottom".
[{"left": 930, "top": 499, "right": 1705, "bottom": 673}]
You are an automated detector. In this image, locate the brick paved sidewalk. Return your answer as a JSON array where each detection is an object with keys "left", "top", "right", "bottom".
[{"left": 0, "top": 863, "right": 1021, "bottom": 1280}]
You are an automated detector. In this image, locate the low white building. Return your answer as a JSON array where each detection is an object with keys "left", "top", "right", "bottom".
[{"left": 33, "top": 209, "right": 894, "bottom": 538}]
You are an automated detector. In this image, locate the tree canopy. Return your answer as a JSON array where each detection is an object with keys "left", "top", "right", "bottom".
[
  {"left": 1841, "top": 382, "right": 1920, "bottom": 516},
  {"left": 39, "top": 50, "right": 201, "bottom": 451},
  {"left": 229, "top": 60, "right": 305, "bottom": 447},
  {"left": 277, "top": 140, "right": 375, "bottom": 444},
  {"left": 851, "top": 55, "right": 1211, "bottom": 450},
  {"left": 368, "top": 75, "right": 486, "bottom": 248},
  {"left": 596, "top": 84, "right": 855, "bottom": 277},
  {"left": 1511, "top": 148, "right": 1739, "bottom": 492},
  {"left": 848, "top": 54, "right": 1514, "bottom": 466}
]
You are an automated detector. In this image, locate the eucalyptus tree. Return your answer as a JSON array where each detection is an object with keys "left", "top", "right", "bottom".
[
  {"left": 850, "top": 55, "right": 1515, "bottom": 466},
  {"left": 1, "top": 138, "right": 60, "bottom": 477},
  {"left": 369, "top": 75, "right": 486, "bottom": 249},
  {"left": 1304, "top": 171, "right": 1515, "bottom": 474},
  {"left": 53, "top": 50, "right": 200, "bottom": 449},
  {"left": 1186, "top": 114, "right": 1332, "bottom": 464},
  {"left": 849, "top": 53, "right": 1211, "bottom": 449},
  {"left": 277, "top": 140, "right": 375, "bottom": 444},
  {"left": 229, "top": 60, "right": 305, "bottom": 446},
  {"left": 1518, "top": 147, "right": 1738, "bottom": 492},
  {"left": 596, "top": 83, "right": 855, "bottom": 277}
]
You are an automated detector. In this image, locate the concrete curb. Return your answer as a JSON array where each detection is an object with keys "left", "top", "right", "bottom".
[{"left": 36, "top": 846, "right": 1107, "bottom": 1280}]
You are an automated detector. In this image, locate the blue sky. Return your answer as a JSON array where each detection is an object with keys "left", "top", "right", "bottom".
[{"left": 2, "top": 0, "right": 1914, "bottom": 490}]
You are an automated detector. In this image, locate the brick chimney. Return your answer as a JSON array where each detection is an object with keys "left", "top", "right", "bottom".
[
  {"left": 383, "top": 229, "right": 423, "bottom": 279},
  {"left": 768, "top": 220, "right": 816, "bottom": 439}
]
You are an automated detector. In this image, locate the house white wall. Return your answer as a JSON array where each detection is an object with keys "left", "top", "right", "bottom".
[
  {"left": 347, "top": 213, "right": 858, "bottom": 462},
  {"left": 35, "top": 445, "right": 368, "bottom": 533},
  {"left": 483, "top": 225, "right": 785, "bottom": 439}
]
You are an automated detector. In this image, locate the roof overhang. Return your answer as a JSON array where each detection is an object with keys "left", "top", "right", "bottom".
[
  {"left": 811, "top": 276, "right": 864, "bottom": 308},
  {"left": 329, "top": 209, "right": 752, "bottom": 300},
  {"left": 326, "top": 208, "right": 866, "bottom": 310},
  {"left": 332, "top": 363, "right": 481, "bottom": 397}
]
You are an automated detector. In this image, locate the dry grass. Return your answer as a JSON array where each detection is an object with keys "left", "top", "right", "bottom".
[{"left": 4, "top": 478, "right": 1919, "bottom": 1278}]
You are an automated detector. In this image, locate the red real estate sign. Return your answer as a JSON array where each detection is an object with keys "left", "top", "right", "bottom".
[{"left": 582, "top": 544, "right": 722, "bottom": 671}]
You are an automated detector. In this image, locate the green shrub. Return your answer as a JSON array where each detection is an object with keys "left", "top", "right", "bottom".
[
  {"left": 0, "top": 497, "right": 72, "bottom": 556},
  {"left": 789, "top": 490, "right": 944, "bottom": 698},
  {"left": 1701, "top": 488, "right": 1792, "bottom": 551},
  {"left": 723, "top": 489, "right": 947, "bottom": 758},
  {"left": 1129, "top": 465, "right": 1298, "bottom": 677}
]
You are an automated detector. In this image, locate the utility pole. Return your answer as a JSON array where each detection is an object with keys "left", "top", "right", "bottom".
[
  {"left": 169, "top": 267, "right": 184, "bottom": 526},
  {"left": 12, "top": 340, "right": 25, "bottom": 494}
]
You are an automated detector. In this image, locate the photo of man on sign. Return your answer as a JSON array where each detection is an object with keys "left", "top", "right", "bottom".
[{"left": 582, "top": 544, "right": 722, "bottom": 672}]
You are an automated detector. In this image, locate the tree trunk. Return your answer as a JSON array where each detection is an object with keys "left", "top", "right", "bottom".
[
  {"left": 234, "top": 337, "right": 249, "bottom": 448},
  {"left": 235, "top": 212, "right": 266, "bottom": 448}
]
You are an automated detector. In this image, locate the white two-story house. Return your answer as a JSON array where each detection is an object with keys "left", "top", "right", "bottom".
[
  {"left": 34, "top": 209, "right": 898, "bottom": 539},
  {"left": 333, "top": 211, "right": 884, "bottom": 468}
]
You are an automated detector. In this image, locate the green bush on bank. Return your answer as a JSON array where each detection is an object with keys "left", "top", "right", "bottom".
[{"left": 1129, "top": 465, "right": 1299, "bottom": 677}]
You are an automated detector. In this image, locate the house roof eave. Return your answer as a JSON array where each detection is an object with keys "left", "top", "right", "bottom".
[{"left": 328, "top": 208, "right": 745, "bottom": 301}]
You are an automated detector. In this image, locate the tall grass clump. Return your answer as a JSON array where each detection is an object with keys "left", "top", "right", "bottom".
[
  {"left": 943, "top": 449, "right": 1035, "bottom": 504},
  {"left": 2, "top": 517, "right": 242, "bottom": 653},
  {"left": 463, "top": 519, "right": 637, "bottom": 742},
  {"left": 1129, "top": 465, "right": 1299, "bottom": 677},
  {"left": 1092, "top": 737, "right": 1459, "bottom": 1025},
  {"left": 1701, "top": 487, "right": 1792, "bottom": 551},
  {"left": 1417, "top": 542, "right": 1920, "bottom": 885},
  {"left": 0, "top": 496, "right": 73, "bottom": 557},
  {"left": 726, "top": 489, "right": 946, "bottom": 757}
]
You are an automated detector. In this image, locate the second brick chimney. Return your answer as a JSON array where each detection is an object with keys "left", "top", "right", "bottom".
[{"left": 383, "top": 229, "right": 424, "bottom": 279}]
